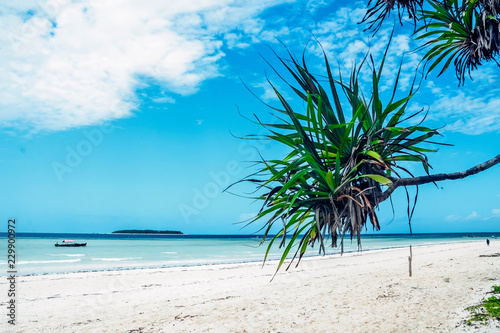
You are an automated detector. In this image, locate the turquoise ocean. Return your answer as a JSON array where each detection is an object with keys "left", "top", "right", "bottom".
[{"left": 1, "top": 232, "right": 498, "bottom": 276}]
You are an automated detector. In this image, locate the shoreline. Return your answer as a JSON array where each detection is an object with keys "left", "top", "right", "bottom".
[
  {"left": 13, "top": 238, "right": 488, "bottom": 277},
  {"left": 4, "top": 241, "right": 499, "bottom": 332}
]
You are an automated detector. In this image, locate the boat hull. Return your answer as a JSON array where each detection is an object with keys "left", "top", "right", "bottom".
[{"left": 55, "top": 243, "right": 87, "bottom": 247}]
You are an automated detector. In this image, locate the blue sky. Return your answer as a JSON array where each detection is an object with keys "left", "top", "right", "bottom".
[{"left": 1, "top": 0, "right": 499, "bottom": 234}]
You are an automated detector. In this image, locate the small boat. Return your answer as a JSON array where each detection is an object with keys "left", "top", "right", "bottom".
[{"left": 55, "top": 240, "right": 87, "bottom": 247}]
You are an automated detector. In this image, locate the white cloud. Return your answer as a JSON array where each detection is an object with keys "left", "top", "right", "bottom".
[
  {"left": 412, "top": 87, "right": 500, "bottom": 135},
  {"left": 465, "top": 211, "right": 479, "bottom": 220},
  {"left": 258, "top": 26, "right": 291, "bottom": 44},
  {"left": 306, "top": 0, "right": 328, "bottom": 14},
  {"left": 0, "top": 0, "right": 290, "bottom": 132},
  {"left": 445, "top": 211, "right": 479, "bottom": 221},
  {"left": 446, "top": 209, "right": 500, "bottom": 222},
  {"left": 253, "top": 79, "right": 281, "bottom": 102},
  {"left": 239, "top": 212, "right": 257, "bottom": 222},
  {"left": 150, "top": 96, "right": 176, "bottom": 104},
  {"left": 445, "top": 214, "right": 461, "bottom": 221},
  {"left": 309, "top": 6, "right": 421, "bottom": 94}
]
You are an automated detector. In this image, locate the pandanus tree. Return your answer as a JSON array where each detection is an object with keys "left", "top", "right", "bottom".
[
  {"left": 362, "top": 0, "right": 500, "bottom": 83},
  {"left": 362, "top": 0, "right": 425, "bottom": 31},
  {"left": 416, "top": 0, "right": 500, "bottom": 83},
  {"left": 237, "top": 41, "right": 443, "bottom": 271},
  {"left": 237, "top": 41, "right": 499, "bottom": 272},
  {"left": 234, "top": 0, "right": 500, "bottom": 273}
]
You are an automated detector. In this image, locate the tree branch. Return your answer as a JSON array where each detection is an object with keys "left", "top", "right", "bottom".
[{"left": 377, "top": 154, "right": 500, "bottom": 204}]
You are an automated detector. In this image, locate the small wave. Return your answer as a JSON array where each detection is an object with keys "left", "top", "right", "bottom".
[
  {"left": 161, "top": 252, "right": 177, "bottom": 254},
  {"left": 48, "top": 254, "right": 85, "bottom": 257},
  {"left": 19, "top": 259, "right": 82, "bottom": 264},
  {"left": 91, "top": 257, "right": 142, "bottom": 261}
]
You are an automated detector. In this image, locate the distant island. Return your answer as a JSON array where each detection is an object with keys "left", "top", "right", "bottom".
[{"left": 112, "top": 229, "right": 183, "bottom": 235}]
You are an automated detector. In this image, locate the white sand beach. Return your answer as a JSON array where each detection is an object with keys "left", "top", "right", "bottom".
[{"left": 4, "top": 241, "right": 500, "bottom": 332}]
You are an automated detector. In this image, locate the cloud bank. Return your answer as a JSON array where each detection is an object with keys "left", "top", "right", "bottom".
[
  {"left": 1, "top": 0, "right": 499, "bottom": 135},
  {"left": 0, "top": 0, "right": 289, "bottom": 131}
]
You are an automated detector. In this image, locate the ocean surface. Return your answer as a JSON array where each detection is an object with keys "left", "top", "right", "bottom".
[{"left": 1, "top": 232, "right": 498, "bottom": 276}]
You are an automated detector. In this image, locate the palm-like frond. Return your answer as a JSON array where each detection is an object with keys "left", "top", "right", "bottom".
[
  {"left": 362, "top": 0, "right": 425, "bottom": 32},
  {"left": 238, "top": 40, "right": 446, "bottom": 274},
  {"left": 415, "top": 0, "right": 500, "bottom": 84},
  {"left": 472, "top": 0, "right": 500, "bottom": 62}
]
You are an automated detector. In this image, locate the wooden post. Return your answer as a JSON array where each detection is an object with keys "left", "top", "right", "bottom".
[{"left": 408, "top": 245, "right": 413, "bottom": 277}]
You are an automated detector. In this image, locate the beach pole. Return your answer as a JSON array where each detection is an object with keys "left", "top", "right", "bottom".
[{"left": 408, "top": 245, "right": 413, "bottom": 277}]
